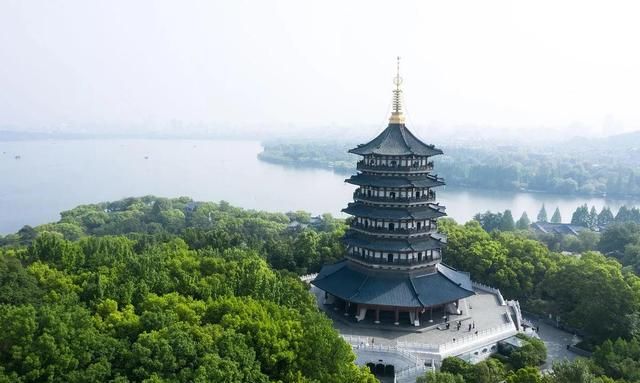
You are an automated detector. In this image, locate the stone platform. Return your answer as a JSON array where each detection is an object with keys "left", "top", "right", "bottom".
[{"left": 310, "top": 284, "right": 520, "bottom": 366}]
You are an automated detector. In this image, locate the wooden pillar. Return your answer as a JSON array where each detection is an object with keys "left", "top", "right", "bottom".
[
  {"left": 344, "top": 300, "right": 350, "bottom": 316},
  {"left": 375, "top": 308, "right": 380, "bottom": 324},
  {"left": 429, "top": 306, "right": 433, "bottom": 323},
  {"left": 394, "top": 307, "right": 400, "bottom": 326}
]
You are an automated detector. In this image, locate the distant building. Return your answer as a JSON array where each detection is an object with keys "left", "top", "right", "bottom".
[
  {"left": 530, "top": 222, "right": 589, "bottom": 236},
  {"left": 286, "top": 215, "right": 325, "bottom": 231}
]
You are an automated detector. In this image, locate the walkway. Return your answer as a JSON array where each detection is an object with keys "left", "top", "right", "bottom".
[{"left": 524, "top": 317, "right": 582, "bottom": 369}]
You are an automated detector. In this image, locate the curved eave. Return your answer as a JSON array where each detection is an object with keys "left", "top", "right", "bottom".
[
  {"left": 349, "top": 123, "right": 443, "bottom": 157},
  {"left": 344, "top": 231, "right": 444, "bottom": 252},
  {"left": 342, "top": 202, "right": 446, "bottom": 220},
  {"left": 345, "top": 174, "right": 445, "bottom": 188},
  {"left": 311, "top": 260, "right": 474, "bottom": 308}
]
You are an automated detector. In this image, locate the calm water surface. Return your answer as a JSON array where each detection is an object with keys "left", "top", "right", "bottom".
[{"left": 1, "top": 139, "right": 638, "bottom": 234}]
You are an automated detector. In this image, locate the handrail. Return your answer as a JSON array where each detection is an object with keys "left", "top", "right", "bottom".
[
  {"left": 472, "top": 282, "right": 506, "bottom": 306},
  {"left": 300, "top": 273, "right": 318, "bottom": 283},
  {"left": 350, "top": 223, "right": 435, "bottom": 235},
  {"left": 353, "top": 191, "right": 436, "bottom": 204},
  {"left": 357, "top": 161, "right": 434, "bottom": 172}
]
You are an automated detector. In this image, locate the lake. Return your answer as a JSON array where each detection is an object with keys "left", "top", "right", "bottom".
[{"left": 1, "top": 139, "right": 639, "bottom": 234}]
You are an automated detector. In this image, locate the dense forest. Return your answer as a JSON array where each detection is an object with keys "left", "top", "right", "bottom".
[
  {"left": 2, "top": 196, "right": 640, "bottom": 382},
  {"left": 259, "top": 133, "right": 640, "bottom": 196},
  {"left": 0, "top": 197, "right": 372, "bottom": 382}
]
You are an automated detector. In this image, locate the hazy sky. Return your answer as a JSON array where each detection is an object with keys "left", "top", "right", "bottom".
[{"left": 1, "top": 0, "right": 639, "bottom": 138}]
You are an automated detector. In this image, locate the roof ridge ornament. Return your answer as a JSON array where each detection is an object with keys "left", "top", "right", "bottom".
[{"left": 389, "top": 56, "right": 406, "bottom": 124}]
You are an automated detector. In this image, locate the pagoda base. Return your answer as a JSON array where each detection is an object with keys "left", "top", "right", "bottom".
[{"left": 320, "top": 296, "right": 472, "bottom": 334}]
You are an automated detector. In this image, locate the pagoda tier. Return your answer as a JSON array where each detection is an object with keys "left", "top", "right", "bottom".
[
  {"left": 349, "top": 123, "right": 443, "bottom": 157},
  {"left": 346, "top": 172, "right": 445, "bottom": 188},
  {"left": 313, "top": 260, "right": 474, "bottom": 309},
  {"left": 312, "top": 59, "right": 474, "bottom": 322}
]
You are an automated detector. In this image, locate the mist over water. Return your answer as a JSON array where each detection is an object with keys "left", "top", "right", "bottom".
[{"left": 1, "top": 139, "right": 636, "bottom": 234}]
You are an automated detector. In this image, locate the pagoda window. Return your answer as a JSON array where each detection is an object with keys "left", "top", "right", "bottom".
[
  {"left": 390, "top": 160, "right": 397, "bottom": 167},
  {"left": 390, "top": 191, "right": 396, "bottom": 199},
  {"left": 417, "top": 222, "right": 422, "bottom": 230},
  {"left": 388, "top": 223, "right": 395, "bottom": 231},
  {"left": 418, "top": 252, "right": 423, "bottom": 261},
  {"left": 367, "top": 189, "right": 372, "bottom": 197},
  {"left": 387, "top": 254, "right": 393, "bottom": 263}
]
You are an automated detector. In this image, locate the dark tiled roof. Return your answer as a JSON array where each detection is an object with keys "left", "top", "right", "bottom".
[
  {"left": 349, "top": 123, "right": 443, "bottom": 156},
  {"left": 346, "top": 173, "right": 445, "bottom": 188},
  {"left": 342, "top": 202, "right": 446, "bottom": 220},
  {"left": 312, "top": 260, "right": 475, "bottom": 308},
  {"left": 530, "top": 222, "right": 588, "bottom": 236},
  {"left": 344, "top": 231, "right": 444, "bottom": 252}
]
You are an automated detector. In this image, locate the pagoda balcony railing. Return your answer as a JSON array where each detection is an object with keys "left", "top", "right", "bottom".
[
  {"left": 356, "top": 160, "right": 434, "bottom": 173},
  {"left": 353, "top": 191, "right": 436, "bottom": 204},
  {"left": 348, "top": 252, "right": 439, "bottom": 266},
  {"left": 350, "top": 223, "right": 435, "bottom": 236}
]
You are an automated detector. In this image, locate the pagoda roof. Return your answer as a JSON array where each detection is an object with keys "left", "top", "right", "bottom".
[
  {"left": 346, "top": 173, "right": 445, "bottom": 188},
  {"left": 349, "top": 123, "right": 443, "bottom": 157},
  {"left": 344, "top": 231, "right": 445, "bottom": 252},
  {"left": 311, "top": 260, "right": 474, "bottom": 308},
  {"left": 342, "top": 202, "right": 446, "bottom": 220}
]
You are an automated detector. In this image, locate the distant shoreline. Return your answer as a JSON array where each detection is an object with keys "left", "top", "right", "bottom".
[{"left": 257, "top": 151, "right": 640, "bottom": 201}]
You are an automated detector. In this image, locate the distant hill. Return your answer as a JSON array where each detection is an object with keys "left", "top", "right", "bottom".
[{"left": 0, "top": 130, "right": 91, "bottom": 141}]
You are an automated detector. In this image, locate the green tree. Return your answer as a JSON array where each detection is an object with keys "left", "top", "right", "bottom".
[
  {"left": 593, "top": 338, "right": 640, "bottom": 381},
  {"left": 537, "top": 204, "right": 548, "bottom": 223},
  {"left": 551, "top": 207, "right": 562, "bottom": 223},
  {"left": 509, "top": 335, "right": 547, "bottom": 369},
  {"left": 548, "top": 359, "right": 604, "bottom": 383},
  {"left": 505, "top": 367, "right": 543, "bottom": 383},
  {"left": 571, "top": 204, "right": 590, "bottom": 227},
  {"left": 516, "top": 212, "right": 531, "bottom": 230},
  {"left": 597, "top": 207, "right": 614, "bottom": 227},
  {"left": 440, "top": 357, "right": 472, "bottom": 378},
  {"left": 500, "top": 210, "right": 516, "bottom": 231},
  {"left": 589, "top": 206, "right": 599, "bottom": 229},
  {"left": 473, "top": 211, "right": 503, "bottom": 232},
  {"left": 416, "top": 371, "right": 464, "bottom": 383}
]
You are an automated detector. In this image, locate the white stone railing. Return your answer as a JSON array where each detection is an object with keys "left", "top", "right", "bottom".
[
  {"left": 439, "top": 323, "right": 516, "bottom": 353},
  {"left": 395, "top": 364, "right": 432, "bottom": 378},
  {"left": 396, "top": 322, "right": 516, "bottom": 354},
  {"left": 341, "top": 335, "right": 421, "bottom": 364},
  {"left": 506, "top": 300, "right": 523, "bottom": 331},
  {"left": 396, "top": 339, "right": 440, "bottom": 352},
  {"left": 300, "top": 273, "right": 318, "bottom": 283},
  {"left": 472, "top": 281, "right": 506, "bottom": 306}
]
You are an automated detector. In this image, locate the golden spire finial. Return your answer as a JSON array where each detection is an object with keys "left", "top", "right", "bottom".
[{"left": 389, "top": 56, "right": 405, "bottom": 124}]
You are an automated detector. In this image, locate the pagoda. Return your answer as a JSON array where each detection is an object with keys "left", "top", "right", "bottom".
[{"left": 312, "top": 59, "right": 475, "bottom": 326}]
